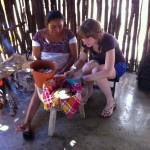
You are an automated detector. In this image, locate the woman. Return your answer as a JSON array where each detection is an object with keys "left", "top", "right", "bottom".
[
  {"left": 64, "top": 18, "right": 126, "bottom": 118},
  {"left": 15, "top": 10, "right": 78, "bottom": 140}
]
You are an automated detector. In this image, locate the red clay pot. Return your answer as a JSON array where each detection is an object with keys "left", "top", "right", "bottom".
[{"left": 30, "top": 60, "right": 57, "bottom": 88}]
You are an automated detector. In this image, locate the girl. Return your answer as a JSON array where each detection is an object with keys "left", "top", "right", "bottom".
[{"left": 64, "top": 18, "right": 126, "bottom": 118}]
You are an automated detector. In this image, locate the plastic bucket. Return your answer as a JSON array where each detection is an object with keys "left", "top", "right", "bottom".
[{"left": 30, "top": 60, "right": 57, "bottom": 88}]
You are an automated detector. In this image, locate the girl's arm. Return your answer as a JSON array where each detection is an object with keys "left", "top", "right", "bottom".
[
  {"left": 83, "top": 49, "right": 116, "bottom": 81},
  {"left": 70, "top": 47, "right": 88, "bottom": 72},
  {"left": 63, "top": 47, "right": 88, "bottom": 77}
]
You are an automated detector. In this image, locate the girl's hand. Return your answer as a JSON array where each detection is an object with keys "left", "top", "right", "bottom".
[
  {"left": 63, "top": 70, "right": 75, "bottom": 78},
  {"left": 73, "top": 76, "right": 84, "bottom": 83}
]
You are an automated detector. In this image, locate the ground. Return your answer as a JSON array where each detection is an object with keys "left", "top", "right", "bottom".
[{"left": 0, "top": 59, "right": 150, "bottom": 150}]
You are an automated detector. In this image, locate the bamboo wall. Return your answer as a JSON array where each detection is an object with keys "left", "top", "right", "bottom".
[{"left": 0, "top": 0, "right": 150, "bottom": 72}]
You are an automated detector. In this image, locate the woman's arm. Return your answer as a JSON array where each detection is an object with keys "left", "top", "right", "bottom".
[
  {"left": 32, "top": 46, "right": 41, "bottom": 60},
  {"left": 59, "top": 43, "right": 78, "bottom": 74}
]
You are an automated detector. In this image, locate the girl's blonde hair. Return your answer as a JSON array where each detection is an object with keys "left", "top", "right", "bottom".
[{"left": 78, "top": 19, "right": 104, "bottom": 40}]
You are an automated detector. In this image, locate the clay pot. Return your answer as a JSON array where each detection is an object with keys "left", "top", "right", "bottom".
[{"left": 30, "top": 60, "right": 57, "bottom": 88}]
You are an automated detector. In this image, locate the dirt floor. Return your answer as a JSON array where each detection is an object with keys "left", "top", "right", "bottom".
[{"left": 0, "top": 58, "right": 150, "bottom": 150}]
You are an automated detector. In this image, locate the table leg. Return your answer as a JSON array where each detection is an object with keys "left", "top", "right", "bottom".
[
  {"left": 48, "top": 107, "right": 57, "bottom": 136},
  {"left": 79, "top": 103, "right": 85, "bottom": 118}
]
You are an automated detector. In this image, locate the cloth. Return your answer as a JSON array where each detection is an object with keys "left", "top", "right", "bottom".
[{"left": 42, "top": 76, "right": 82, "bottom": 119}]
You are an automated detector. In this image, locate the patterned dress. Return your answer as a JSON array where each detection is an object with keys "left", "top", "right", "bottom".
[{"left": 32, "top": 28, "right": 77, "bottom": 71}]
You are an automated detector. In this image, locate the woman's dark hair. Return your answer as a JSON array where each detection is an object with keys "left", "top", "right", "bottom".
[
  {"left": 45, "top": 10, "right": 64, "bottom": 24},
  {"left": 78, "top": 18, "right": 104, "bottom": 40}
]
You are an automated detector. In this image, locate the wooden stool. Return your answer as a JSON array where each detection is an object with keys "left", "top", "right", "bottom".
[
  {"left": 37, "top": 77, "right": 119, "bottom": 137},
  {"left": 37, "top": 87, "right": 87, "bottom": 136}
]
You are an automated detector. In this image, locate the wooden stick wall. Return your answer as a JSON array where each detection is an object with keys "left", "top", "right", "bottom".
[{"left": 0, "top": 0, "right": 150, "bottom": 72}]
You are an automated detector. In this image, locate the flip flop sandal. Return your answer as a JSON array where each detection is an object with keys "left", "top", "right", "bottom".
[
  {"left": 23, "top": 128, "right": 34, "bottom": 140},
  {"left": 100, "top": 103, "right": 117, "bottom": 118}
]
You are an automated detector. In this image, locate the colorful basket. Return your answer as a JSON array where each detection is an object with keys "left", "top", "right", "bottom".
[{"left": 42, "top": 76, "right": 82, "bottom": 118}]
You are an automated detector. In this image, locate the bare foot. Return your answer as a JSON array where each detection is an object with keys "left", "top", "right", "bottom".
[{"left": 15, "top": 124, "right": 29, "bottom": 132}]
